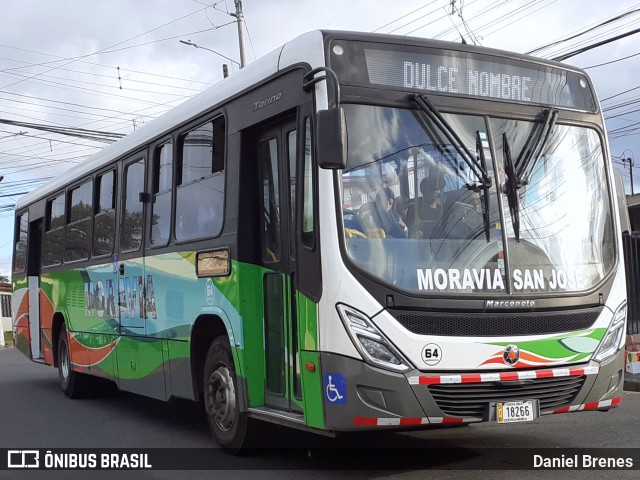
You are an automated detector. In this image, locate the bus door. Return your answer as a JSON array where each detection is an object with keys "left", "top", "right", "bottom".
[
  {"left": 117, "top": 157, "right": 146, "bottom": 332},
  {"left": 256, "top": 118, "right": 303, "bottom": 413},
  {"left": 27, "top": 218, "right": 43, "bottom": 360},
  {"left": 115, "top": 156, "right": 147, "bottom": 394}
]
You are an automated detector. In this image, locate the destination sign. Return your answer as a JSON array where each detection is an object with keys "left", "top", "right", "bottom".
[
  {"left": 327, "top": 40, "right": 596, "bottom": 111},
  {"left": 362, "top": 48, "right": 596, "bottom": 111}
]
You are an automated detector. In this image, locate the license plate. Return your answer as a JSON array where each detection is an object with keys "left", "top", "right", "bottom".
[{"left": 496, "top": 400, "right": 536, "bottom": 423}]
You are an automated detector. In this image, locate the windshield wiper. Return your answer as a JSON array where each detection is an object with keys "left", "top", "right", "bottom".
[
  {"left": 412, "top": 94, "right": 492, "bottom": 189},
  {"left": 502, "top": 108, "right": 558, "bottom": 242},
  {"left": 515, "top": 108, "right": 558, "bottom": 187},
  {"left": 502, "top": 132, "right": 520, "bottom": 242},
  {"left": 476, "top": 130, "right": 492, "bottom": 242}
]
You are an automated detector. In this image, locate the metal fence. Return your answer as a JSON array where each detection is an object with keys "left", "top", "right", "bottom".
[{"left": 623, "top": 232, "right": 640, "bottom": 335}]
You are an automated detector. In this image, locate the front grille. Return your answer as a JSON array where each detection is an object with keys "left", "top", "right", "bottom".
[
  {"left": 428, "top": 375, "right": 585, "bottom": 417},
  {"left": 389, "top": 308, "right": 601, "bottom": 336}
]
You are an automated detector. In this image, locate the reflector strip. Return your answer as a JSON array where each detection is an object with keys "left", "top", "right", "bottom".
[
  {"left": 552, "top": 396, "right": 621, "bottom": 414},
  {"left": 353, "top": 416, "right": 481, "bottom": 426},
  {"left": 408, "top": 365, "right": 600, "bottom": 385}
]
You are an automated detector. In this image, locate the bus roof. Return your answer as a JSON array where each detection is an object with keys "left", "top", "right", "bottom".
[
  {"left": 17, "top": 30, "right": 327, "bottom": 210},
  {"left": 16, "top": 30, "right": 587, "bottom": 211}
]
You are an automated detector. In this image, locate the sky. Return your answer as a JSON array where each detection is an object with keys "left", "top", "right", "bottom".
[{"left": 1, "top": 0, "right": 640, "bottom": 277}]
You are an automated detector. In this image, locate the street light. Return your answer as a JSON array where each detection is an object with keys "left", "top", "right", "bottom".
[{"left": 179, "top": 40, "right": 241, "bottom": 68}]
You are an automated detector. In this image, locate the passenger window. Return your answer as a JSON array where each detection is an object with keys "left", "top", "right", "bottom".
[
  {"left": 287, "top": 129, "right": 297, "bottom": 260},
  {"left": 151, "top": 142, "right": 173, "bottom": 246},
  {"left": 175, "top": 117, "right": 225, "bottom": 241},
  {"left": 259, "top": 137, "right": 280, "bottom": 262},
  {"left": 93, "top": 170, "right": 116, "bottom": 257},
  {"left": 301, "top": 117, "right": 315, "bottom": 247},
  {"left": 13, "top": 212, "right": 28, "bottom": 273},
  {"left": 121, "top": 160, "right": 145, "bottom": 252},
  {"left": 43, "top": 193, "right": 65, "bottom": 266},
  {"left": 65, "top": 180, "right": 93, "bottom": 262}
]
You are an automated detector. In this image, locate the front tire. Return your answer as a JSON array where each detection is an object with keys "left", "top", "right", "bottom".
[
  {"left": 57, "top": 324, "right": 89, "bottom": 398},
  {"left": 203, "top": 337, "right": 252, "bottom": 451}
]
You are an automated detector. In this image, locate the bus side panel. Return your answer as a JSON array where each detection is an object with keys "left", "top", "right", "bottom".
[
  {"left": 297, "top": 293, "right": 324, "bottom": 429},
  {"left": 11, "top": 277, "right": 30, "bottom": 358},
  {"left": 142, "top": 251, "right": 244, "bottom": 401},
  {"left": 42, "top": 267, "right": 120, "bottom": 380},
  {"left": 234, "top": 261, "right": 267, "bottom": 408},
  {"left": 38, "top": 286, "right": 55, "bottom": 365}
]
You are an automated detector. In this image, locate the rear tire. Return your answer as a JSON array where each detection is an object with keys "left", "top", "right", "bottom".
[
  {"left": 203, "top": 336, "right": 253, "bottom": 451},
  {"left": 57, "top": 324, "right": 89, "bottom": 398}
]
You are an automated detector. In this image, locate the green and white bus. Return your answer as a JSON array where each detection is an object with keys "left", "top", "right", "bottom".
[{"left": 12, "top": 30, "right": 627, "bottom": 449}]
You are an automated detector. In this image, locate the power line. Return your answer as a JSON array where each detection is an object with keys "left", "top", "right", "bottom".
[
  {"left": 584, "top": 50, "right": 640, "bottom": 69},
  {"left": 526, "top": 5, "right": 640, "bottom": 55},
  {"left": 0, "top": 56, "right": 205, "bottom": 94},
  {"left": 0, "top": 4, "right": 216, "bottom": 90},
  {"left": 0, "top": 44, "right": 214, "bottom": 87},
  {"left": 601, "top": 85, "right": 640, "bottom": 103},
  {"left": 0, "top": 119, "right": 125, "bottom": 143},
  {"left": 372, "top": 1, "right": 440, "bottom": 33},
  {"left": 552, "top": 26, "right": 640, "bottom": 61}
]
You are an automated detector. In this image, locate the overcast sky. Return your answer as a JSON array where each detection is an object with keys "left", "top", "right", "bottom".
[{"left": 1, "top": 0, "right": 639, "bottom": 277}]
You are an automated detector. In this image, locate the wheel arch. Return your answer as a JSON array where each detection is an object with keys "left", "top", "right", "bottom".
[{"left": 190, "top": 314, "right": 241, "bottom": 402}]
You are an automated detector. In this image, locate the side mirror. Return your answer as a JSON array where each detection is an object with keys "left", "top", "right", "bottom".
[{"left": 316, "top": 107, "right": 347, "bottom": 170}]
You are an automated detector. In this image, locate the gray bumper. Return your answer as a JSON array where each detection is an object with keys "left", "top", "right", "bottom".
[{"left": 319, "top": 350, "right": 625, "bottom": 432}]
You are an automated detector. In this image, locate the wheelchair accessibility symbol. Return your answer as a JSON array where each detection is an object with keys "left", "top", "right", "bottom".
[{"left": 324, "top": 373, "right": 347, "bottom": 404}]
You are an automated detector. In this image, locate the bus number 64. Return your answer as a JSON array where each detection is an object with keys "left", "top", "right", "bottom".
[{"left": 422, "top": 344, "right": 442, "bottom": 366}]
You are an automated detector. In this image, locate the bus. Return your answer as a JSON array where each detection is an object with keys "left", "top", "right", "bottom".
[{"left": 12, "top": 30, "right": 627, "bottom": 449}]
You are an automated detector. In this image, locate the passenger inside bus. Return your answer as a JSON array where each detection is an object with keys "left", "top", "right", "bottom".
[
  {"left": 359, "top": 186, "right": 407, "bottom": 238},
  {"left": 408, "top": 176, "right": 443, "bottom": 238},
  {"left": 373, "top": 187, "right": 408, "bottom": 238}
]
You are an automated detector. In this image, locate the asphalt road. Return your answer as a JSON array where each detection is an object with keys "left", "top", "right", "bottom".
[{"left": 1, "top": 346, "right": 639, "bottom": 480}]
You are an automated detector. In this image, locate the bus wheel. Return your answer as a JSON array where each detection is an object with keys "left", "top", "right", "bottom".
[
  {"left": 203, "top": 336, "right": 250, "bottom": 451},
  {"left": 57, "top": 324, "right": 88, "bottom": 398}
]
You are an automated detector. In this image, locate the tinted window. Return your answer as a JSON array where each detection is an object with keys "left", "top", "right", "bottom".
[
  {"left": 182, "top": 122, "right": 214, "bottom": 183},
  {"left": 151, "top": 143, "right": 173, "bottom": 246},
  {"left": 69, "top": 181, "right": 92, "bottom": 223},
  {"left": 93, "top": 170, "right": 116, "bottom": 257},
  {"left": 48, "top": 194, "right": 65, "bottom": 230},
  {"left": 302, "top": 118, "right": 315, "bottom": 247},
  {"left": 65, "top": 180, "right": 92, "bottom": 262},
  {"left": 175, "top": 117, "right": 225, "bottom": 241},
  {"left": 259, "top": 137, "right": 280, "bottom": 262},
  {"left": 288, "top": 130, "right": 296, "bottom": 223},
  {"left": 121, "top": 160, "right": 145, "bottom": 252},
  {"left": 287, "top": 129, "right": 297, "bottom": 260},
  {"left": 44, "top": 194, "right": 65, "bottom": 266},
  {"left": 13, "top": 212, "right": 28, "bottom": 273},
  {"left": 97, "top": 170, "right": 115, "bottom": 213}
]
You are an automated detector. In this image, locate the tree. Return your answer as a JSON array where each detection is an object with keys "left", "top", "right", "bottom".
[{"left": 0, "top": 274, "right": 9, "bottom": 284}]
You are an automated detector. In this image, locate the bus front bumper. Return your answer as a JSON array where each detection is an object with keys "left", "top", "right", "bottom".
[{"left": 319, "top": 351, "right": 625, "bottom": 432}]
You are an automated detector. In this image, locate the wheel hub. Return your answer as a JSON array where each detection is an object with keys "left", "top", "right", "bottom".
[
  {"left": 206, "top": 366, "right": 236, "bottom": 431},
  {"left": 60, "top": 340, "right": 70, "bottom": 382}
]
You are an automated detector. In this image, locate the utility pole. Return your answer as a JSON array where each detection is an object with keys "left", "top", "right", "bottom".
[
  {"left": 232, "top": 0, "right": 247, "bottom": 68},
  {"left": 626, "top": 157, "right": 635, "bottom": 195}
]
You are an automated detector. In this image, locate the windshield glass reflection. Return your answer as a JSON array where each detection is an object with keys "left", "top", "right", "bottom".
[{"left": 340, "top": 104, "right": 615, "bottom": 295}]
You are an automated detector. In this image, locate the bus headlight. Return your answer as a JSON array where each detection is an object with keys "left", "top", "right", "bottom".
[
  {"left": 594, "top": 301, "right": 627, "bottom": 363},
  {"left": 336, "top": 304, "right": 412, "bottom": 372}
]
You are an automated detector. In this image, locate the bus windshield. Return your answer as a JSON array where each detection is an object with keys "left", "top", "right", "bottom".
[{"left": 340, "top": 104, "right": 615, "bottom": 295}]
